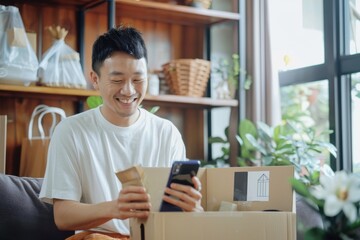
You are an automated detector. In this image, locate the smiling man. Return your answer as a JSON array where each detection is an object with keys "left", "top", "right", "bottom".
[{"left": 39, "top": 26, "right": 203, "bottom": 240}]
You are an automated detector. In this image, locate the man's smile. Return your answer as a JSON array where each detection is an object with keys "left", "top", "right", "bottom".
[{"left": 115, "top": 96, "right": 138, "bottom": 104}]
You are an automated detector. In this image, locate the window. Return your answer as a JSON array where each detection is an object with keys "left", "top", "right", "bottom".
[
  {"left": 269, "top": 0, "right": 324, "bottom": 71},
  {"left": 270, "top": 0, "right": 359, "bottom": 172}
]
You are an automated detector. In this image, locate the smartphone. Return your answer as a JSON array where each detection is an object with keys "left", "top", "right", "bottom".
[{"left": 159, "top": 160, "right": 201, "bottom": 212}]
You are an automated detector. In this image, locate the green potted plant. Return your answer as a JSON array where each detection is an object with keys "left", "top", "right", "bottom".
[{"left": 208, "top": 118, "right": 337, "bottom": 183}]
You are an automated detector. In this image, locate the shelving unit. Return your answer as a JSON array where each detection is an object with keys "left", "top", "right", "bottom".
[
  {"left": 0, "top": 84, "right": 237, "bottom": 108},
  {"left": 0, "top": 0, "right": 244, "bottom": 174}
]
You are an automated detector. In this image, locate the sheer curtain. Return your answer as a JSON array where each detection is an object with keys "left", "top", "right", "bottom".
[{"left": 246, "top": 0, "right": 281, "bottom": 126}]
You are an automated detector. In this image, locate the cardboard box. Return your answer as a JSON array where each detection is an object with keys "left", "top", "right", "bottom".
[{"left": 130, "top": 166, "right": 296, "bottom": 240}]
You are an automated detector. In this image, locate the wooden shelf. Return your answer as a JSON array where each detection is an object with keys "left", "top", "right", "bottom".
[
  {"left": 0, "top": 84, "right": 237, "bottom": 108},
  {"left": 4, "top": 0, "right": 240, "bottom": 26},
  {"left": 113, "top": 0, "right": 240, "bottom": 26},
  {"left": 0, "top": 84, "right": 97, "bottom": 97},
  {"left": 0, "top": 0, "right": 98, "bottom": 9},
  {"left": 144, "top": 94, "right": 237, "bottom": 108}
]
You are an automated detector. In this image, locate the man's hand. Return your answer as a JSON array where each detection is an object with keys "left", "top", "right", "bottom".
[
  {"left": 162, "top": 176, "right": 204, "bottom": 212},
  {"left": 115, "top": 186, "right": 151, "bottom": 219}
]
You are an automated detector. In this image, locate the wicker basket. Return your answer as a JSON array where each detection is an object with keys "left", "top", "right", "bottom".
[{"left": 162, "top": 59, "right": 211, "bottom": 97}]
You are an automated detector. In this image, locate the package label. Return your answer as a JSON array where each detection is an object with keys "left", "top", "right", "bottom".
[{"left": 233, "top": 171, "right": 270, "bottom": 201}]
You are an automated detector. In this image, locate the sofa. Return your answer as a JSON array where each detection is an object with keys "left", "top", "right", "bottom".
[
  {"left": 0, "top": 174, "right": 74, "bottom": 240},
  {"left": 0, "top": 173, "right": 323, "bottom": 240}
]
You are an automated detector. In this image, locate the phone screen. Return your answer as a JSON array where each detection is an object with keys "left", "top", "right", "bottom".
[{"left": 159, "top": 160, "right": 200, "bottom": 212}]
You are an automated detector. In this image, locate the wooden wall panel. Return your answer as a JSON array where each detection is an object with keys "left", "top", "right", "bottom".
[
  {"left": 17, "top": 4, "right": 40, "bottom": 33},
  {"left": 182, "top": 27, "right": 205, "bottom": 59},
  {"left": 170, "top": 25, "right": 183, "bottom": 60},
  {"left": 116, "top": 17, "right": 205, "bottom": 69},
  {"left": 84, "top": 12, "right": 107, "bottom": 82},
  {"left": 183, "top": 109, "right": 205, "bottom": 160}
]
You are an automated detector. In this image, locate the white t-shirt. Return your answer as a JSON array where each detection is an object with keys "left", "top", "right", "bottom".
[{"left": 39, "top": 106, "right": 186, "bottom": 235}]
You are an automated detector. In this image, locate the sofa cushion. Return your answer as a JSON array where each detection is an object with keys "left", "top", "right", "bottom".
[{"left": 0, "top": 174, "right": 74, "bottom": 240}]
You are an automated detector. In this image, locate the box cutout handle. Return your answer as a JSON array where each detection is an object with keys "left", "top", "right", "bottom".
[{"left": 141, "top": 223, "right": 145, "bottom": 240}]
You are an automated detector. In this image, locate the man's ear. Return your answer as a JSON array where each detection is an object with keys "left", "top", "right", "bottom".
[{"left": 90, "top": 71, "right": 99, "bottom": 90}]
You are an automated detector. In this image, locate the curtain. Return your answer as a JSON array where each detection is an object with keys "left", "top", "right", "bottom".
[{"left": 245, "top": 0, "right": 281, "bottom": 126}]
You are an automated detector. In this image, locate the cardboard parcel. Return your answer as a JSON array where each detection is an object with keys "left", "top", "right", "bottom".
[{"left": 130, "top": 165, "right": 296, "bottom": 240}]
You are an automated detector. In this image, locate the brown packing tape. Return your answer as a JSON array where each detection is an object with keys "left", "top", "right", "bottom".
[{"left": 7, "top": 27, "right": 27, "bottom": 47}]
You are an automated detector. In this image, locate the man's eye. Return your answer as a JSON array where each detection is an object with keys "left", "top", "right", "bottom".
[
  {"left": 133, "top": 79, "right": 145, "bottom": 83},
  {"left": 112, "top": 80, "right": 123, "bottom": 84}
]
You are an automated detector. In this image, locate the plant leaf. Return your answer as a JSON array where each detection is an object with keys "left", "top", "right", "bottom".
[
  {"left": 316, "top": 141, "right": 337, "bottom": 158},
  {"left": 289, "top": 178, "right": 312, "bottom": 198},
  {"left": 239, "top": 119, "right": 257, "bottom": 150},
  {"left": 257, "top": 121, "right": 273, "bottom": 143},
  {"left": 208, "top": 137, "right": 227, "bottom": 144},
  {"left": 236, "top": 135, "right": 243, "bottom": 145},
  {"left": 148, "top": 106, "right": 160, "bottom": 114},
  {"left": 304, "top": 227, "right": 326, "bottom": 240},
  {"left": 246, "top": 134, "right": 267, "bottom": 155},
  {"left": 86, "top": 96, "right": 103, "bottom": 109}
]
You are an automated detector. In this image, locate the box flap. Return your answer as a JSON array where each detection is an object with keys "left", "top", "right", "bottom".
[{"left": 142, "top": 167, "right": 169, "bottom": 212}]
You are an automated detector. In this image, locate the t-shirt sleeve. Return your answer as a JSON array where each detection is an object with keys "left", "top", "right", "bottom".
[{"left": 39, "top": 120, "right": 82, "bottom": 204}]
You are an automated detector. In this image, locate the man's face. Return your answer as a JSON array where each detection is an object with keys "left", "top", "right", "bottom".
[{"left": 91, "top": 52, "right": 148, "bottom": 126}]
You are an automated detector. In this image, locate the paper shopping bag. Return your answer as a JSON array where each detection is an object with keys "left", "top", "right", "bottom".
[
  {"left": 19, "top": 138, "right": 50, "bottom": 178},
  {"left": 19, "top": 105, "right": 66, "bottom": 177}
]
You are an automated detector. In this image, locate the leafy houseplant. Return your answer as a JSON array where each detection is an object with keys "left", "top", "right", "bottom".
[{"left": 208, "top": 118, "right": 337, "bottom": 182}]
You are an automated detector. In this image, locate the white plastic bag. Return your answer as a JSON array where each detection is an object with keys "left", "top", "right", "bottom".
[
  {"left": 38, "top": 26, "right": 87, "bottom": 89},
  {"left": 0, "top": 5, "right": 39, "bottom": 85}
]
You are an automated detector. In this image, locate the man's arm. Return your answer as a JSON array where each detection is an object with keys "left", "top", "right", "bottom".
[{"left": 53, "top": 186, "right": 151, "bottom": 231}]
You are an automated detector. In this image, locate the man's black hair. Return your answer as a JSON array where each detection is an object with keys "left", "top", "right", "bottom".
[{"left": 92, "top": 25, "right": 148, "bottom": 75}]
